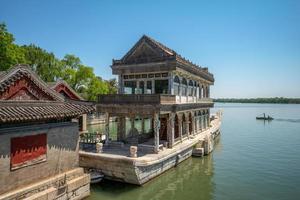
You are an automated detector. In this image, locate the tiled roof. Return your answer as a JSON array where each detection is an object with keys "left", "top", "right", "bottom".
[
  {"left": 48, "top": 80, "right": 84, "bottom": 100},
  {"left": 0, "top": 65, "right": 64, "bottom": 101},
  {"left": 143, "top": 35, "right": 214, "bottom": 79},
  {"left": 0, "top": 100, "right": 95, "bottom": 123},
  {"left": 114, "top": 35, "right": 214, "bottom": 82},
  {"left": 0, "top": 65, "right": 95, "bottom": 124}
]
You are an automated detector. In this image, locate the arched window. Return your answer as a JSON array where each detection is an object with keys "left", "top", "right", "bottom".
[
  {"left": 174, "top": 76, "right": 180, "bottom": 95},
  {"left": 182, "top": 78, "right": 187, "bottom": 85},
  {"left": 174, "top": 76, "right": 180, "bottom": 84},
  {"left": 181, "top": 78, "right": 187, "bottom": 96}
]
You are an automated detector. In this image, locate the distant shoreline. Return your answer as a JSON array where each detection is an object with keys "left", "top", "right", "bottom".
[{"left": 213, "top": 98, "right": 300, "bottom": 104}]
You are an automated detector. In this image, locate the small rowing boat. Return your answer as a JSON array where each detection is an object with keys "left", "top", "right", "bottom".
[
  {"left": 256, "top": 113, "right": 273, "bottom": 120},
  {"left": 88, "top": 169, "right": 104, "bottom": 184}
]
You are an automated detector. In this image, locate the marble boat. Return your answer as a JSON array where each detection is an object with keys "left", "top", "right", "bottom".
[
  {"left": 79, "top": 35, "right": 222, "bottom": 185},
  {"left": 79, "top": 113, "right": 221, "bottom": 185}
]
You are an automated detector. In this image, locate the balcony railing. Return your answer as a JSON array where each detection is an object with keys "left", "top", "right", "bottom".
[
  {"left": 98, "top": 94, "right": 175, "bottom": 104},
  {"left": 97, "top": 94, "right": 213, "bottom": 105}
]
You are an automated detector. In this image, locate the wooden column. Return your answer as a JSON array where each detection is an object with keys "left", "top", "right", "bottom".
[
  {"left": 117, "top": 116, "right": 126, "bottom": 141},
  {"left": 200, "top": 114, "right": 203, "bottom": 131},
  {"left": 142, "top": 117, "right": 145, "bottom": 134},
  {"left": 168, "top": 72, "right": 174, "bottom": 95},
  {"left": 79, "top": 114, "right": 87, "bottom": 133},
  {"left": 151, "top": 79, "right": 155, "bottom": 94},
  {"left": 186, "top": 119, "right": 190, "bottom": 138},
  {"left": 204, "top": 114, "right": 207, "bottom": 129},
  {"left": 178, "top": 116, "right": 183, "bottom": 142},
  {"left": 207, "top": 86, "right": 210, "bottom": 98},
  {"left": 136, "top": 81, "right": 140, "bottom": 94},
  {"left": 207, "top": 110, "right": 210, "bottom": 127},
  {"left": 167, "top": 112, "right": 175, "bottom": 148},
  {"left": 118, "top": 75, "right": 123, "bottom": 94},
  {"left": 195, "top": 116, "right": 198, "bottom": 134},
  {"left": 130, "top": 115, "right": 135, "bottom": 132},
  {"left": 105, "top": 112, "right": 110, "bottom": 144},
  {"left": 153, "top": 112, "right": 160, "bottom": 153},
  {"left": 144, "top": 83, "right": 147, "bottom": 94},
  {"left": 179, "top": 81, "right": 182, "bottom": 103},
  {"left": 192, "top": 115, "right": 196, "bottom": 135}
]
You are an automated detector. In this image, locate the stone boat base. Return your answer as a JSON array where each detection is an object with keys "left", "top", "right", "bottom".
[
  {"left": 0, "top": 168, "right": 90, "bottom": 200},
  {"left": 79, "top": 116, "right": 221, "bottom": 185}
]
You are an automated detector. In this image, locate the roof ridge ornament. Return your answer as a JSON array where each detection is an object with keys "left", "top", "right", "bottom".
[{"left": 0, "top": 64, "right": 65, "bottom": 102}]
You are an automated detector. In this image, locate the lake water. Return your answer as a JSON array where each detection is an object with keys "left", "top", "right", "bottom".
[{"left": 86, "top": 103, "right": 300, "bottom": 200}]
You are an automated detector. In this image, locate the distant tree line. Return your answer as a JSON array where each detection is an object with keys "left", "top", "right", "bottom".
[
  {"left": 0, "top": 23, "right": 117, "bottom": 101},
  {"left": 214, "top": 97, "right": 300, "bottom": 104}
]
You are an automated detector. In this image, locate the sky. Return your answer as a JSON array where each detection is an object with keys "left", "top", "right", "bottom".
[{"left": 1, "top": 0, "right": 300, "bottom": 98}]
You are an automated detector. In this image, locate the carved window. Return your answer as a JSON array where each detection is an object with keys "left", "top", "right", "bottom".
[
  {"left": 135, "top": 74, "right": 141, "bottom": 79},
  {"left": 148, "top": 74, "right": 154, "bottom": 78},
  {"left": 124, "top": 81, "right": 137, "bottom": 94},
  {"left": 174, "top": 76, "right": 180, "bottom": 84},
  {"left": 162, "top": 73, "right": 168, "bottom": 77},
  {"left": 155, "top": 80, "right": 168, "bottom": 94}
]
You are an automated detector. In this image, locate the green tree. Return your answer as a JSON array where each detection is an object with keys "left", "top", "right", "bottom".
[
  {"left": 60, "top": 54, "right": 94, "bottom": 91},
  {"left": 1, "top": 23, "right": 118, "bottom": 100},
  {"left": 85, "top": 76, "right": 109, "bottom": 101},
  {"left": 22, "top": 44, "right": 62, "bottom": 82},
  {"left": 106, "top": 78, "right": 118, "bottom": 94},
  {"left": 0, "top": 23, "right": 26, "bottom": 71},
  {"left": 61, "top": 54, "right": 81, "bottom": 70}
]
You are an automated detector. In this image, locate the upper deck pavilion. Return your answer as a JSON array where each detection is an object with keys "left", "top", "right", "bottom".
[
  {"left": 101, "top": 35, "right": 215, "bottom": 105},
  {"left": 111, "top": 35, "right": 214, "bottom": 83},
  {"left": 96, "top": 36, "right": 215, "bottom": 151}
]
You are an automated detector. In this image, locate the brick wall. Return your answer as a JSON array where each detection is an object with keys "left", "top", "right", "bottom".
[{"left": 0, "top": 122, "right": 80, "bottom": 195}]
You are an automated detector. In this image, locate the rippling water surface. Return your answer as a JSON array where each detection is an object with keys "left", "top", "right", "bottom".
[{"left": 87, "top": 103, "right": 300, "bottom": 200}]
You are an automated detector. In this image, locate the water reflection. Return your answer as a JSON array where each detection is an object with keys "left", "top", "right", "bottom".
[
  {"left": 87, "top": 103, "right": 300, "bottom": 200},
  {"left": 88, "top": 155, "right": 215, "bottom": 200},
  {"left": 274, "top": 118, "right": 300, "bottom": 123}
]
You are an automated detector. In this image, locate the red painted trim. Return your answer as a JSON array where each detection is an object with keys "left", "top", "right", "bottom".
[
  {"left": 11, "top": 134, "right": 47, "bottom": 169},
  {"left": 0, "top": 77, "right": 55, "bottom": 100},
  {"left": 53, "top": 83, "right": 81, "bottom": 100}
]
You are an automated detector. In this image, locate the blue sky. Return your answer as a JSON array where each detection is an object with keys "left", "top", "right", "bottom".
[{"left": 1, "top": 0, "right": 300, "bottom": 98}]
